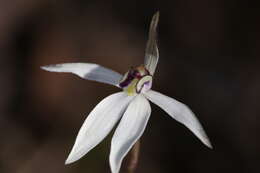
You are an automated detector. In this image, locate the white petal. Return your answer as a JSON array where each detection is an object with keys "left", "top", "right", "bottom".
[
  {"left": 144, "top": 11, "right": 159, "bottom": 75},
  {"left": 109, "top": 95, "right": 151, "bottom": 173},
  {"left": 65, "top": 92, "right": 133, "bottom": 164},
  {"left": 144, "top": 90, "right": 212, "bottom": 148},
  {"left": 41, "top": 63, "right": 123, "bottom": 87}
]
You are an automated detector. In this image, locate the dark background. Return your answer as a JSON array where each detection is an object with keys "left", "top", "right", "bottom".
[{"left": 0, "top": 0, "right": 259, "bottom": 173}]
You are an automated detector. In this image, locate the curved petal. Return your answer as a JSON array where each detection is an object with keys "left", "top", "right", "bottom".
[
  {"left": 144, "top": 11, "right": 159, "bottom": 75},
  {"left": 65, "top": 92, "right": 133, "bottom": 164},
  {"left": 41, "top": 63, "right": 123, "bottom": 87},
  {"left": 109, "top": 95, "right": 151, "bottom": 173},
  {"left": 144, "top": 90, "right": 212, "bottom": 148}
]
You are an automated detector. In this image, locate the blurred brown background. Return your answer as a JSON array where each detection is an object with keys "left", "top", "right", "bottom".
[{"left": 0, "top": 0, "right": 259, "bottom": 173}]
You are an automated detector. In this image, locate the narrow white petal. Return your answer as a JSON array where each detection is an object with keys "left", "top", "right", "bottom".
[
  {"left": 41, "top": 63, "right": 123, "bottom": 87},
  {"left": 109, "top": 95, "right": 151, "bottom": 173},
  {"left": 144, "top": 90, "right": 212, "bottom": 148},
  {"left": 144, "top": 11, "right": 159, "bottom": 75},
  {"left": 65, "top": 92, "right": 133, "bottom": 164}
]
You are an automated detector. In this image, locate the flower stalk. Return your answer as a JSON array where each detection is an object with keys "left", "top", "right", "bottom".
[{"left": 126, "top": 140, "right": 140, "bottom": 173}]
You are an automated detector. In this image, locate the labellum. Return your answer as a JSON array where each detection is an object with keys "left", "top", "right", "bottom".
[{"left": 119, "top": 65, "right": 152, "bottom": 96}]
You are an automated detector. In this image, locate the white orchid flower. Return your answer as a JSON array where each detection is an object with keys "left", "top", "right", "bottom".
[{"left": 42, "top": 12, "right": 212, "bottom": 173}]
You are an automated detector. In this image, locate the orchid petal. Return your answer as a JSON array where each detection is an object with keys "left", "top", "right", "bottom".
[
  {"left": 41, "top": 63, "right": 123, "bottom": 87},
  {"left": 65, "top": 92, "right": 132, "bottom": 164},
  {"left": 144, "top": 90, "right": 212, "bottom": 148},
  {"left": 144, "top": 11, "right": 159, "bottom": 75},
  {"left": 109, "top": 95, "right": 151, "bottom": 173}
]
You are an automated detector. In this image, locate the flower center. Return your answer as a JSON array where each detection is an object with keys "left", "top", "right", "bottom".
[{"left": 119, "top": 65, "right": 152, "bottom": 96}]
